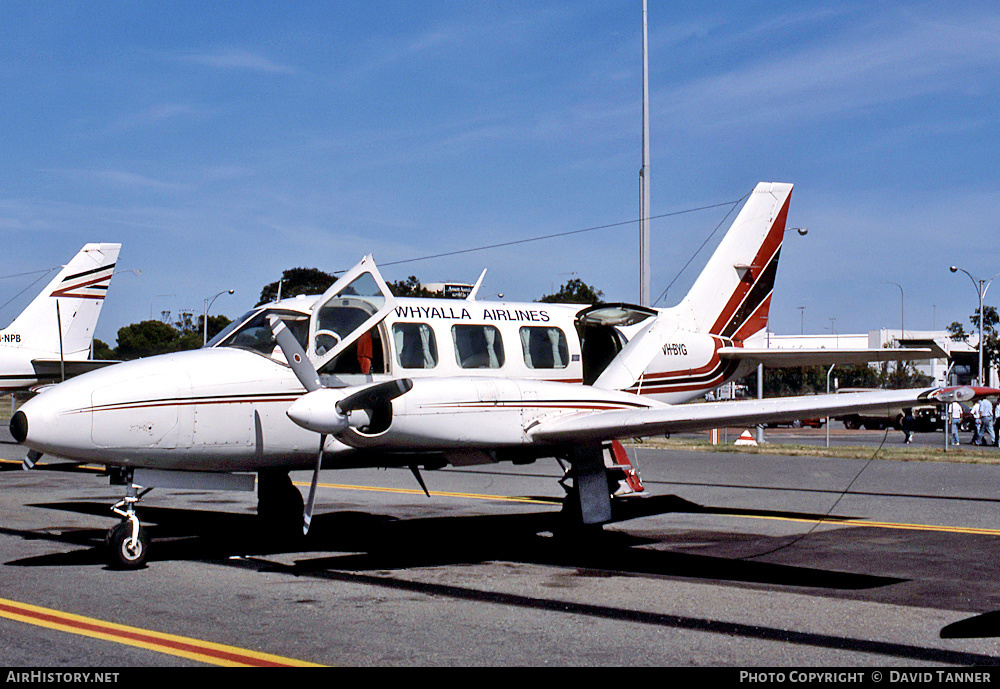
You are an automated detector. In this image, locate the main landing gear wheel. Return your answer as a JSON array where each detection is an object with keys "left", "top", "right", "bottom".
[
  {"left": 257, "top": 471, "right": 305, "bottom": 538},
  {"left": 105, "top": 520, "right": 150, "bottom": 570}
]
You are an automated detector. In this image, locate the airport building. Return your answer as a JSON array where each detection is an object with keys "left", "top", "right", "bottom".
[{"left": 744, "top": 329, "right": 984, "bottom": 387}]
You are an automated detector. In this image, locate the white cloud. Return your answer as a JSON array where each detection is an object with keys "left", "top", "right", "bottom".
[{"left": 173, "top": 47, "right": 296, "bottom": 74}]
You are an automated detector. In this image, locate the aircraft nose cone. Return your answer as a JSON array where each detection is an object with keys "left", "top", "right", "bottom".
[{"left": 10, "top": 410, "right": 27, "bottom": 443}]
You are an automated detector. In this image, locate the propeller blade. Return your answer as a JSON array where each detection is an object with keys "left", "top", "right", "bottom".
[
  {"left": 267, "top": 315, "right": 321, "bottom": 393},
  {"left": 409, "top": 464, "right": 430, "bottom": 497},
  {"left": 336, "top": 379, "right": 413, "bottom": 414},
  {"left": 303, "top": 434, "right": 326, "bottom": 535}
]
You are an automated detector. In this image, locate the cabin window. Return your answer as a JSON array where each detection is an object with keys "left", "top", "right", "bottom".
[
  {"left": 452, "top": 324, "right": 505, "bottom": 369},
  {"left": 520, "top": 326, "right": 569, "bottom": 369},
  {"left": 393, "top": 323, "right": 438, "bottom": 369}
]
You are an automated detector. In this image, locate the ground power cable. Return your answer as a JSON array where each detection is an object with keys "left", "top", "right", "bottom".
[{"left": 740, "top": 416, "right": 893, "bottom": 560}]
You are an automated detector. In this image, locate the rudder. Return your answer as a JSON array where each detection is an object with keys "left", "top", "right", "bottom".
[
  {"left": 674, "top": 182, "right": 792, "bottom": 342},
  {"left": 4, "top": 243, "right": 122, "bottom": 358}
]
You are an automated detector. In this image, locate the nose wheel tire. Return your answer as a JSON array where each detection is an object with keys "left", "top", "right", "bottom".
[{"left": 106, "top": 520, "right": 150, "bottom": 570}]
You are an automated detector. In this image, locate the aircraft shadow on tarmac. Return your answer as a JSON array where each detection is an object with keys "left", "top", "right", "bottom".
[
  {"left": 3, "top": 493, "right": 904, "bottom": 594},
  {"left": 940, "top": 611, "right": 1000, "bottom": 640}
]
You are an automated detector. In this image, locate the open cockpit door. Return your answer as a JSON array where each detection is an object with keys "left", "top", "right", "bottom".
[
  {"left": 576, "top": 303, "right": 657, "bottom": 385},
  {"left": 309, "top": 255, "right": 396, "bottom": 375}
]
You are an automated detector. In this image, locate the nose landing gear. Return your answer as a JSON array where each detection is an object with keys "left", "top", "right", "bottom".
[{"left": 106, "top": 470, "right": 151, "bottom": 570}]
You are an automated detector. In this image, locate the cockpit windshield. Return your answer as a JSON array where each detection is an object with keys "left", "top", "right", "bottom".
[
  {"left": 206, "top": 309, "right": 256, "bottom": 348},
  {"left": 211, "top": 308, "right": 309, "bottom": 363}
]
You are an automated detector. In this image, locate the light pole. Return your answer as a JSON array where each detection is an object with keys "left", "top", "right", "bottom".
[
  {"left": 639, "top": 0, "right": 650, "bottom": 307},
  {"left": 950, "top": 267, "right": 998, "bottom": 386},
  {"left": 754, "top": 227, "right": 808, "bottom": 445},
  {"left": 203, "top": 289, "right": 234, "bottom": 346},
  {"left": 886, "top": 281, "right": 904, "bottom": 341},
  {"left": 887, "top": 281, "right": 904, "bottom": 375}
]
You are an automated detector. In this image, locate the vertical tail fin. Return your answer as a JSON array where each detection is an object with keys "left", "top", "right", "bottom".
[
  {"left": 4, "top": 243, "right": 122, "bottom": 358},
  {"left": 674, "top": 182, "right": 792, "bottom": 342}
]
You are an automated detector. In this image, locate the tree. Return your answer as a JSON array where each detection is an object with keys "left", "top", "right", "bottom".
[
  {"left": 755, "top": 361, "right": 932, "bottom": 397},
  {"left": 114, "top": 320, "right": 184, "bottom": 360},
  {"left": 105, "top": 314, "right": 232, "bottom": 360},
  {"left": 538, "top": 278, "right": 604, "bottom": 305},
  {"left": 92, "top": 339, "right": 116, "bottom": 360},
  {"left": 948, "top": 305, "right": 999, "bottom": 382},
  {"left": 387, "top": 276, "right": 437, "bottom": 298},
  {"left": 257, "top": 268, "right": 338, "bottom": 306}
]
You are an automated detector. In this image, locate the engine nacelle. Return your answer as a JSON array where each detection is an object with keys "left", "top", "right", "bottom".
[{"left": 332, "top": 377, "right": 655, "bottom": 451}]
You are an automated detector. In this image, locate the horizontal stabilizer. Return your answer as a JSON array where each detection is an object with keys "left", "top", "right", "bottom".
[
  {"left": 31, "top": 359, "right": 120, "bottom": 378},
  {"left": 717, "top": 347, "right": 937, "bottom": 368}
]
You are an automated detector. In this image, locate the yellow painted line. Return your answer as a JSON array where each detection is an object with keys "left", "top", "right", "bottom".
[
  {"left": 0, "top": 597, "right": 323, "bottom": 667},
  {"left": 310, "top": 482, "right": 1000, "bottom": 537},
  {"left": 715, "top": 513, "right": 1000, "bottom": 537},
  {"left": 309, "top": 480, "right": 563, "bottom": 506},
  {"left": 11, "top": 458, "right": 992, "bottom": 537},
  {"left": 0, "top": 457, "right": 104, "bottom": 472}
]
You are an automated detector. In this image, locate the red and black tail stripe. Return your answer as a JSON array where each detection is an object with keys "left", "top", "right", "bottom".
[
  {"left": 50, "top": 263, "right": 116, "bottom": 300},
  {"left": 708, "top": 191, "right": 790, "bottom": 341},
  {"left": 628, "top": 336, "right": 742, "bottom": 396}
]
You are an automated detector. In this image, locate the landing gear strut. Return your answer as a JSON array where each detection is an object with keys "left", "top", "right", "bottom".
[
  {"left": 557, "top": 441, "right": 645, "bottom": 533},
  {"left": 106, "top": 471, "right": 151, "bottom": 569}
]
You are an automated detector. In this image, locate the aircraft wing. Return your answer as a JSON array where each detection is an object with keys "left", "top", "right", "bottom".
[
  {"left": 527, "top": 386, "right": 998, "bottom": 444},
  {"left": 717, "top": 347, "right": 937, "bottom": 368}
]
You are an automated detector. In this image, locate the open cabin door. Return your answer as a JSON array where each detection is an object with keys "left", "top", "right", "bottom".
[
  {"left": 575, "top": 303, "right": 656, "bottom": 385},
  {"left": 309, "top": 255, "right": 396, "bottom": 378}
]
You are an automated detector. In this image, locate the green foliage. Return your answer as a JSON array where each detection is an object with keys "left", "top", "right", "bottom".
[
  {"left": 948, "top": 305, "right": 999, "bottom": 380},
  {"left": 750, "top": 362, "right": 933, "bottom": 397},
  {"left": 92, "top": 339, "right": 115, "bottom": 360},
  {"left": 115, "top": 320, "right": 184, "bottom": 360},
  {"left": 107, "top": 314, "right": 232, "bottom": 360},
  {"left": 257, "top": 268, "right": 337, "bottom": 306},
  {"left": 538, "top": 278, "right": 604, "bottom": 305},
  {"left": 387, "top": 276, "right": 437, "bottom": 298}
]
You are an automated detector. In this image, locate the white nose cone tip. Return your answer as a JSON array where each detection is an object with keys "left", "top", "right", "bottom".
[{"left": 286, "top": 388, "right": 350, "bottom": 434}]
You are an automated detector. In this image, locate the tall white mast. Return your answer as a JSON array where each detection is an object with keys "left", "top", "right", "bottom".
[{"left": 639, "top": 0, "right": 651, "bottom": 306}]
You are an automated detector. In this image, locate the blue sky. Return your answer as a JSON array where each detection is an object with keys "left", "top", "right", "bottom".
[{"left": 3, "top": 1, "right": 999, "bottom": 345}]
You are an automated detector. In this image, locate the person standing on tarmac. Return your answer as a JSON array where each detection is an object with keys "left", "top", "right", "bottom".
[
  {"left": 971, "top": 399, "right": 982, "bottom": 445},
  {"left": 901, "top": 408, "right": 915, "bottom": 444},
  {"left": 950, "top": 400, "right": 963, "bottom": 446},
  {"left": 979, "top": 396, "right": 995, "bottom": 446}
]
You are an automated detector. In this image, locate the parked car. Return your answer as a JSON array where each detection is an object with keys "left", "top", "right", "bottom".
[
  {"left": 766, "top": 418, "right": 824, "bottom": 428},
  {"left": 839, "top": 405, "right": 947, "bottom": 432}
]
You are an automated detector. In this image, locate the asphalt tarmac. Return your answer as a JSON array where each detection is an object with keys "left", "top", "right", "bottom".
[{"left": 2, "top": 425, "right": 1000, "bottom": 669}]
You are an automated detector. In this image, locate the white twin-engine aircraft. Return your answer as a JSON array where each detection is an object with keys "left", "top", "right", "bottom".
[
  {"left": 11, "top": 183, "right": 988, "bottom": 569},
  {"left": 1, "top": 243, "right": 122, "bottom": 392}
]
